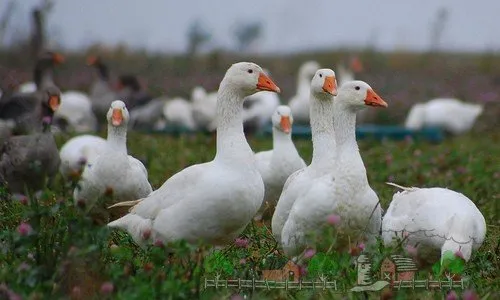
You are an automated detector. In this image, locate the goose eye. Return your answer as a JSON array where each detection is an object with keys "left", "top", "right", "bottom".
[
  {"left": 319, "top": 74, "right": 323, "bottom": 78},
  {"left": 247, "top": 69, "right": 253, "bottom": 74},
  {"left": 355, "top": 86, "right": 360, "bottom": 90}
]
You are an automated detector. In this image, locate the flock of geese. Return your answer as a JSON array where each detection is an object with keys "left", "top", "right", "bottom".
[{"left": 0, "top": 53, "right": 487, "bottom": 269}]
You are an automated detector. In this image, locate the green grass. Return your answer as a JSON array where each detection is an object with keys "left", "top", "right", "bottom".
[{"left": 1, "top": 131, "right": 499, "bottom": 299}]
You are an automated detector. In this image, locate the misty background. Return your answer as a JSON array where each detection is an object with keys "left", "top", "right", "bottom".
[{"left": 1, "top": 0, "right": 500, "bottom": 54}]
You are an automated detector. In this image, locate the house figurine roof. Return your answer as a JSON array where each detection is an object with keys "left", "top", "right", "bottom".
[{"left": 387, "top": 255, "right": 418, "bottom": 272}]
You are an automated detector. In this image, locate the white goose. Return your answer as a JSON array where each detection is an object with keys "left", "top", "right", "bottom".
[
  {"left": 281, "top": 81, "right": 388, "bottom": 257},
  {"left": 254, "top": 105, "right": 306, "bottom": 221},
  {"left": 55, "top": 91, "right": 98, "bottom": 132},
  {"left": 73, "top": 100, "right": 152, "bottom": 212},
  {"left": 191, "top": 86, "right": 219, "bottom": 131},
  {"left": 382, "top": 183, "right": 486, "bottom": 265},
  {"left": 107, "top": 62, "right": 281, "bottom": 247},
  {"left": 404, "top": 98, "right": 483, "bottom": 135},
  {"left": 162, "top": 97, "right": 197, "bottom": 130},
  {"left": 289, "top": 61, "right": 321, "bottom": 124},
  {"left": 272, "top": 68, "right": 337, "bottom": 242},
  {"left": 59, "top": 134, "right": 107, "bottom": 180}
]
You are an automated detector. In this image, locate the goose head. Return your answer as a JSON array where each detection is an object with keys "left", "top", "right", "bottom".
[
  {"left": 43, "top": 86, "right": 62, "bottom": 113},
  {"left": 220, "top": 62, "right": 280, "bottom": 97},
  {"left": 39, "top": 51, "right": 65, "bottom": 66},
  {"left": 337, "top": 81, "right": 388, "bottom": 111},
  {"left": 191, "top": 86, "right": 207, "bottom": 103},
  {"left": 310, "top": 68, "right": 338, "bottom": 98},
  {"left": 272, "top": 105, "right": 293, "bottom": 134},
  {"left": 107, "top": 100, "right": 130, "bottom": 127}
]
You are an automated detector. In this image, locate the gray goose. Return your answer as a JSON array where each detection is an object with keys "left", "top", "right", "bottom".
[
  {"left": 87, "top": 55, "right": 117, "bottom": 122},
  {"left": 0, "top": 51, "right": 64, "bottom": 135},
  {"left": 0, "top": 87, "right": 62, "bottom": 194}
]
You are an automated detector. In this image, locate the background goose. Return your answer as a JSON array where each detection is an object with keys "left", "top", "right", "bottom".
[
  {"left": 107, "top": 62, "right": 280, "bottom": 247},
  {"left": 272, "top": 68, "right": 337, "bottom": 242},
  {"left": 59, "top": 134, "right": 107, "bottom": 181},
  {"left": 281, "top": 81, "right": 388, "bottom": 257},
  {"left": 288, "top": 61, "right": 321, "bottom": 124},
  {"left": 382, "top": 183, "right": 486, "bottom": 267},
  {"left": 116, "top": 75, "right": 153, "bottom": 111},
  {"left": 254, "top": 105, "right": 306, "bottom": 221},
  {"left": 87, "top": 56, "right": 117, "bottom": 122},
  {"left": 191, "top": 86, "right": 219, "bottom": 131},
  {"left": 0, "top": 53, "right": 63, "bottom": 135},
  {"left": 55, "top": 90, "right": 98, "bottom": 133},
  {"left": 74, "top": 100, "right": 152, "bottom": 220},
  {"left": 162, "top": 97, "right": 197, "bottom": 130},
  {"left": 0, "top": 88, "right": 61, "bottom": 193},
  {"left": 404, "top": 98, "right": 484, "bottom": 135},
  {"left": 129, "top": 98, "right": 168, "bottom": 130}
]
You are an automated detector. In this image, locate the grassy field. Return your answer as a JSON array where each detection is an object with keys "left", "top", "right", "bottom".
[{"left": 0, "top": 129, "right": 499, "bottom": 299}]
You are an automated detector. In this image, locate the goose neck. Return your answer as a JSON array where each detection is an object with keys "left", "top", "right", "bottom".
[
  {"left": 107, "top": 125, "right": 128, "bottom": 154},
  {"left": 215, "top": 85, "right": 254, "bottom": 162},
  {"left": 309, "top": 92, "right": 336, "bottom": 168}
]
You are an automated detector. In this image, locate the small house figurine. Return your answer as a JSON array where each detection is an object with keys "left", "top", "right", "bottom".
[
  {"left": 262, "top": 261, "right": 300, "bottom": 282},
  {"left": 380, "top": 255, "right": 418, "bottom": 284}
]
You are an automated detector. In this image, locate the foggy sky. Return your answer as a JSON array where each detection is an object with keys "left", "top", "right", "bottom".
[{"left": 2, "top": 0, "right": 500, "bottom": 53}]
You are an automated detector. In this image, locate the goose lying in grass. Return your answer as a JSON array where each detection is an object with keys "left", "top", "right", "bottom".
[
  {"left": 108, "top": 62, "right": 280, "bottom": 247},
  {"left": 281, "top": 81, "right": 387, "bottom": 257},
  {"left": 73, "top": 100, "right": 152, "bottom": 220},
  {"left": 59, "top": 134, "right": 107, "bottom": 181},
  {"left": 254, "top": 105, "right": 306, "bottom": 221},
  {"left": 382, "top": 183, "right": 486, "bottom": 267},
  {"left": 191, "top": 86, "right": 218, "bottom": 131},
  {"left": 289, "top": 61, "right": 321, "bottom": 124},
  {"left": 404, "top": 98, "right": 483, "bottom": 135},
  {"left": 0, "top": 87, "right": 61, "bottom": 193},
  {"left": 272, "top": 68, "right": 337, "bottom": 242}
]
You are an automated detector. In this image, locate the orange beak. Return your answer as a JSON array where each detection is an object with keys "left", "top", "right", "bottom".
[
  {"left": 86, "top": 56, "right": 97, "bottom": 65},
  {"left": 364, "top": 89, "right": 388, "bottom": 108},
  {"left": 280, "top": 116, "right": 291, "bottom": 133},
  {"left": 49, "top": 95, "right": 60, "bottom": 111},
  {"left": 52, "top": 53, "right": 65, "bottom": 64},
  {"left": 112, "top": 109, "right": 123, "bottom": 126},
  {"left": 322, "top": 76, "right": 337, "bottom": 96},
  {"left": 257, "top": 73, "right": 281, "bottom": 93}
]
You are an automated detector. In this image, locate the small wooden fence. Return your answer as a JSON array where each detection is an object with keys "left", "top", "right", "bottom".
[
  {"left": 392, "top": 279, "right": 469, "bottom": 290},
  {"left": 204, "top": 277, "right": 470, "bottom": 292},
  {"left": 204, "top": 278, "right": 340, "bottom": 291}
]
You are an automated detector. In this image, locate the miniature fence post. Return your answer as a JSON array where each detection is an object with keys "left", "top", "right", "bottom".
[
  {"left": 265, "top": 279, "right": 270, "bottom": 290},
  {"left": 334, "top": 280, "right": 337, "bottom": 291},
  {"left": 215, "top": 274, "right": 220, "bottom": 289},
  {"left": 238, "top": 278, "right": 241, "bottom": 289},
  {"left": 425, "top": 279, "right": 429, "bottom": 290},
  {"left": 204, "top": 278, "right": 207, "bottom": 289},
  {"left": 412, "top": 278, "right": 415, "bottom": 290},
  {"left": 252, "top": 278, "right": 255, "bottom": 292},
  {"left": 285, "top": 279, "right": 288, "bottom": 291},
  {"left": 299, "top": 280, "right": 302, "bottom": 290},
  {"left": 461, "top": 278, "right": 464, "bottom": 289}
]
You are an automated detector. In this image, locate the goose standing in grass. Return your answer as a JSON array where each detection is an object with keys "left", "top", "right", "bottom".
[
  {"left": 272, "top": 68, "right": 337, "bottom": 242},
  {"left": 254, "top": 106, "right": 306, "bottom": 221},
  {"left": 382, "top": 183, "right": 486, "bottom": 267},
  {"left": 289, "top": 61, "right": 321, "bottom": 124},
  {"left": 73, "top": 100, "right": 152, "bottom": 220},
  {"left": 107, "top": 62, "right": 281, "bottom": 247},
  {"left": 281, "top": 81, "right": 388, "bottom": 257},
  {"left": 0, "top": 88, "right": 61, "bottom": 193},
  {"left": 59, "top": 135, "right": 107, "bottom": 181},
  {"left": 55, "top": 90, "right": 98, "bottom": 132},
  {"left": 404, "top": 98, "right": 483, "bottom": 135}
]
